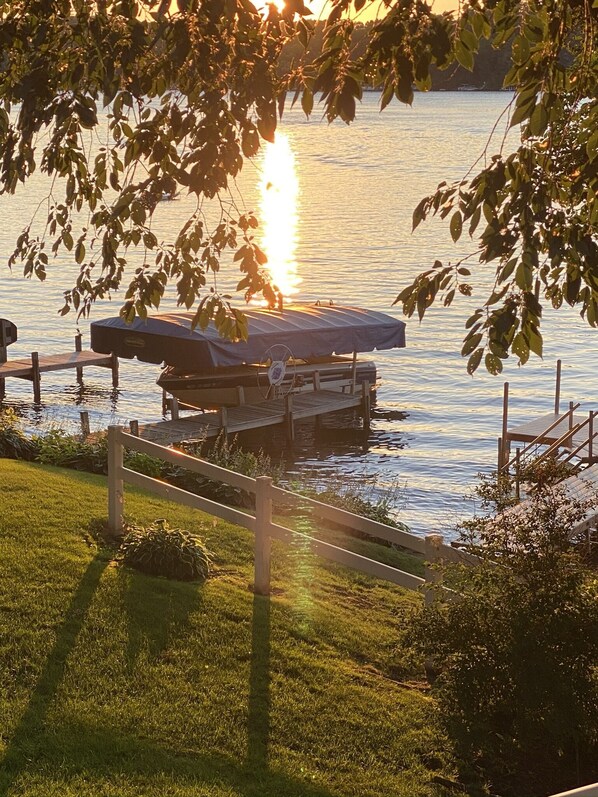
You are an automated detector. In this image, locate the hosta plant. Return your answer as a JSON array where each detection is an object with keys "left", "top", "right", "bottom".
[{"left": 120, "top": 519, "right": 210, "bottom": 582}]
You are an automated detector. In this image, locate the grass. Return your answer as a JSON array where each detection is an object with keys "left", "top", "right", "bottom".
[{"left": 0, "top": 459, "right": 456, "bottom": 797}]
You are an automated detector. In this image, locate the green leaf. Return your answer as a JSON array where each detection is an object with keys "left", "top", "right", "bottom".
[
  {"left": 462, "top": 332, "right": 482, "bottom": 356},
  {"left": 455, "top": 42, "right": 474, "bottom": 71},
  {"left": 467, "top": 348, "right": 484, "bottom": 375},
  {"left": 485, "top": 353, "right": 503, "bottom": 375},
  {"left": 301, "top": 88, "right": 314, "bottom": 117},
  {"left": 450, "top": 211, "right": 463, "bottom": 242}
]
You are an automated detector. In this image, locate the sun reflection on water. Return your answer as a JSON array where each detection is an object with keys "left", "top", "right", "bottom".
[{"left": 259, "top": 132, "right": 301, "bottom": 299}]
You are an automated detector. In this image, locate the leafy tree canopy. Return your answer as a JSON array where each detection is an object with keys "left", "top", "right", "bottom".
[{"left": 1, "top": 0, "right": 596, "bottom": 368}]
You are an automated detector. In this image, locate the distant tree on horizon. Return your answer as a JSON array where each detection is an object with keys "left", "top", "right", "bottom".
[{"left": 0, "top": 0, "right": 595, "bottom": 371}]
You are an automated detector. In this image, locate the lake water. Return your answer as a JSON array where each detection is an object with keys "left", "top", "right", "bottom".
[{"left": 1, "top": 92, "right": 596, "bottom": 536}]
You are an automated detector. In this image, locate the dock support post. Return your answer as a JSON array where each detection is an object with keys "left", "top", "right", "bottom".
[
  {"left": 220, "top": 405, "right": 228, "bottom": 438},
  {"left": 284, "top": 393, "right": 295, "bottom": 444},
  {"left": 515, "top": 448, "right": 521, "bottom": 500},
  {"left": 129, "top": 419, "right": 139, "bottom": 436},
  {"left": 107, "top": 425, "right": 124, "bottom": 536},
  {"left": 0, "top": 378, "right": 4, "bottom": 401},
  {"left": 351, "top": 351, "right": 357, "bottom": 394},
  {"left": 589, "top": 412, "right": 594, "bottom": 464},
  {"left": 568, "top": 400, "right": 574, "bottom": 449},
  {"left": 236, "top": 385, "right": 245, "bottom": 406},
  {"left": 497, "top": 437, "right": 503, "bottom": 472},
  {"left": 313, "top": 370, "right": 320, "bottom": 392},
  {"left": 75, "top": 333, "right": 83, "bottom": 384},
  {"left": 500, "top": 382, "right": 509, "bottom": 471},
  {"left": 254, "top": 476, "right": 273, "bottom": 595},
  {"left": 31, "top": 352, "right": 41, "bottom": 403},
  {"left": 80, "top": 410, "right": 90, "bottom": 438},
  {"left": 170, "top": 397, "right": 180, "bottom": 420},
  {"left": 554, "top": 359, "right": 562, "bottom": 415},
  {"left": 362, "top": 381, "right": 371, "bottom": 432},
  {"left": 110, "top": 352, "right": 119, "bottom": 387}
]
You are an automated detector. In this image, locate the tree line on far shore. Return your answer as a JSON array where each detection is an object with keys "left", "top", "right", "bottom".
[{"left": 278, "top": 21, "right": 512, "bottom": 91}]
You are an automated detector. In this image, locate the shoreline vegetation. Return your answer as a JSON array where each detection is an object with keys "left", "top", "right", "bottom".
[{"left": 278, "top": 21, "right": 511, "bottom": 92}]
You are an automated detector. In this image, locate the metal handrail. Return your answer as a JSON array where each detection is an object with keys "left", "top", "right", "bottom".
[
  {"left": 531, "top": 418, "right": 588, "bottom": 465},
  {"left": 502, "top": 402, "right": 580, "bottom": 472},
  {"left": 559, "top": 413, "right": 598, "bottom": 465}
]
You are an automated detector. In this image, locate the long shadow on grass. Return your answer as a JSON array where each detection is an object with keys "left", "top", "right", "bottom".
[
  {"left": 248, "top": 593, "right": 270, "bottom": 772},
  {"left": 120, "top": 568, "right": 201, "bottom": 674},
  {"left": 0, "top": 554, "right": 109, "bottom": 795}
]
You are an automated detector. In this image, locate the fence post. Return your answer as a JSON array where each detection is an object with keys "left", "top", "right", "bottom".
[
  {"left": 254, "top": 476, "right": 273, "bottom": 595},
  {"left": 424, "top": 534, "right": 444, "bottom": 605},
  {"left": 107, "top": 425, "right": 124, "bottom": 536}
]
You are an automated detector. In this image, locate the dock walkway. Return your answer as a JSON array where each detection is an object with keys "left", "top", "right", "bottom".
[
  {"left": 499, "top": 463, "right": 598, "bottom": 534},
  {"left": 135, "top": 389, "right": 367, "bottom": 446},
  {"left": 0, "top": 346, "right": 118, "bottom": 402},
  {"left": 507, "top": 411, "right": 593, "bottom": 452}
]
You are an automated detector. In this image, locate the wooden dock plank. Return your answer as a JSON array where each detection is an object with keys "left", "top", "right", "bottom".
[
  {"left": 500, "top": 463, "right": 598, "bottom": 533},
  {"left": 507, "top": 412, "right": 594, "bottom": 451},
  {"left": 137, "top": 389, "right": 365, "bottom": 445},
  {"left": 0, "top": 350, "right": 113, "bottom": 379}
]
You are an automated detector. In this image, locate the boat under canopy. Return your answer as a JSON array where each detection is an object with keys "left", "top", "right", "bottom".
[{"left": 90, "top": 304, "right": 406, "bottom": 369}]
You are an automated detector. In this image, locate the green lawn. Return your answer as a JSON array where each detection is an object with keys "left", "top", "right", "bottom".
[{"left": 0, "top": 460, "right": 455, "bottom": 797}]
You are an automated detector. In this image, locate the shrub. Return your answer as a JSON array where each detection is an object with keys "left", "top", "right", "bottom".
[
  {"left": 0, "top": 408, "right": 36, "bottom": 460},
  {"left": 35, "top": 428, "right": 108, "bottom": 473},
  {"left": 120, "top": 519, "right": 210, "bottom": 582},
  {"left": 409, "top": 485, "right": 598, "bottom": 797}
]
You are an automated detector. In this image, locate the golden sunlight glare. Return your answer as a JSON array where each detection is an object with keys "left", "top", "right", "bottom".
[{"left": 259, "top": 132, "right": 301, "bottom": 299}]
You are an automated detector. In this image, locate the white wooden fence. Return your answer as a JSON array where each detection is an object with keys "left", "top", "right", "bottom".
[
  {"left": 106, "top": 426, "right": 473, "bottom": 595},
  {"left": 548, "top": 785, "right": 598, "bottom": 797}
]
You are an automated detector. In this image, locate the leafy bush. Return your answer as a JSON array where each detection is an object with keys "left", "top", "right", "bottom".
[
  {"left": 409, "top": 485, "right": 598, "bottom": 797},
  {"left": 35, "top": 428, "right": 107, "bottom": 471},
  {"left": 0, "top": 408, "right": 36, "bottom": 460},
  {"left": 120, "top": 519, "right": 210, "bottom": 582}
]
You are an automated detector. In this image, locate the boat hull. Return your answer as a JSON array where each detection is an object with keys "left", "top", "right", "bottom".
[{"left": 158, "top": 358, "right": 377, "bottom": 409}]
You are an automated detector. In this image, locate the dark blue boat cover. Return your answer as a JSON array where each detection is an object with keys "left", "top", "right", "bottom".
[{"left": 90, "top": 304, "right": 406, "bottom": 369}]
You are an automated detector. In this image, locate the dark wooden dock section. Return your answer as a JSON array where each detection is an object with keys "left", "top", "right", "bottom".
[
  {"left": 0, "top": 334, "right": 118, "bottom": 402},
  {"left": 134, "top": 388, "right": 369, "bottom": 446}
]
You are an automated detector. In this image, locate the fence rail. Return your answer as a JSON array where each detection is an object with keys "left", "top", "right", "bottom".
[
  {"left": 106, "top": 426, "right": 464, "bottom": 595},
  {"left": 548, "top": 784, "right": 598, "bottom": 797}
]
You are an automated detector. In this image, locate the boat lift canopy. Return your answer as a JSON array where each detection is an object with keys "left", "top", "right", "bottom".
[{"left": 90, "top": 304, "right": 406, "bottom": 369}]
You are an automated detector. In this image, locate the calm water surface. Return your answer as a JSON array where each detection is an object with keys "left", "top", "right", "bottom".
[{"left": 1, "top": 93, "right": 595, "bottom": 535}]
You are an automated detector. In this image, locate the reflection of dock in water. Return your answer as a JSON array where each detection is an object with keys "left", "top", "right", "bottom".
[{"left": 134, "top": 388, "right": 371, "bottom": 447}]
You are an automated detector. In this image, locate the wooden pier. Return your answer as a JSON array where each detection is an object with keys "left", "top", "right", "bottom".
[
  {"left": 498, "top": 360, "right": 598, "bottom": 470},
  {"left": 0, "top": 334, "right": 118, "bottom": 402},
  {"left": 132, "top": 386, "right": 370, "bottom": 447}
]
